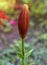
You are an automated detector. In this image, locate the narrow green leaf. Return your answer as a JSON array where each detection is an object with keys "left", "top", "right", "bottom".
[{"left": 25, "top": 49, "right": 34, "bottom": 58}]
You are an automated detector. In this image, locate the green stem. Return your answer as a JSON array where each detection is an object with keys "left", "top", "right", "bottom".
[{"left": 22, "top": 38, "right": 24, "bottom": 65}]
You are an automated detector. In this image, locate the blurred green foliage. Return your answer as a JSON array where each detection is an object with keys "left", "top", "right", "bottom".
[
  {"left": 23, "top": 0, "right": 47, "bottom": 15},
  {"left": 0, "top": 32, "right": 47, "bottom": 65}
]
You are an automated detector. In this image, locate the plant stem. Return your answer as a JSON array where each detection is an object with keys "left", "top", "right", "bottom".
[{"left": 22, "top": 38, "right": 24, "bottom": 65}]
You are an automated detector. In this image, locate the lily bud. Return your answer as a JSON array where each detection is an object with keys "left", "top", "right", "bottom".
[{"left": 18, "top": 4, "right": 30, "bottom": 39}]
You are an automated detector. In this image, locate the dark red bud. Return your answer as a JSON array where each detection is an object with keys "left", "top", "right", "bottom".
[{"left": 18, "top": 4, "right": 30, "bottom": 38}]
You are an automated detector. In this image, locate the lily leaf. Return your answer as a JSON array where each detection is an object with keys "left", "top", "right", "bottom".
[{"left": 25, "top": 49, "right": 34, "bottom": 58}]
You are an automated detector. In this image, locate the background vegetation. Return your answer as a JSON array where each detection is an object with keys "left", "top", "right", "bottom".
[{"left": 0, "top": 0, "right": 47, "bottom": 65}]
